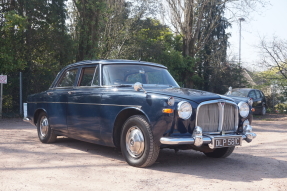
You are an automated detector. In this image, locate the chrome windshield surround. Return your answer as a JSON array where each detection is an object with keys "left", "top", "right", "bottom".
[{"left": 195, "top": 99, "right": 239, "bottom": 133}]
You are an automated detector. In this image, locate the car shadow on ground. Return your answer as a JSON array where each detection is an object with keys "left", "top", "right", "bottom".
[
  {"left": 0, "top": 118, "right": 35, "bottom": 129},
  {"left": 52, "top": 136, "right": 287, "bottom": 183},
  {"left": 2, "top": 118, "right": 287, "bottom": 183}
]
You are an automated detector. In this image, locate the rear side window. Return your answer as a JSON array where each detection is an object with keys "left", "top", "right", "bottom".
[
  {"left": 255, "top": 90, "right": 262, "bottom": 98},
  {"left": 259, "top": 91, "right": 264, "bottom": 98},
  {"left": 57, "top": 69, "right": 78, "bottom": 87}
]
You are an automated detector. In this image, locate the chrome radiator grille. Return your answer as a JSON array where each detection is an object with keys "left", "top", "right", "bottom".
[{"left": 196, "top": 100, "right": 238, "bottom": 133}]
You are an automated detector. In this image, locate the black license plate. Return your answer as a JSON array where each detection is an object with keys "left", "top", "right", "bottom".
[{"left": 214, "top": 137, "right": 242, "bottom": 148}]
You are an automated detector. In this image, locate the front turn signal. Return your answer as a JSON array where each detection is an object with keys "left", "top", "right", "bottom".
[
  {"left": 251, "top": 108, "right": 255, "bottom": 112},
  {"left": 162, "top": 108, "right": 174, "bottom": 114}
]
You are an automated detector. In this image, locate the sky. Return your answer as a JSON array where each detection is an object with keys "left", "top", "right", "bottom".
[{"left": 227, "top": 0, "right": 287, "bottom": 71}]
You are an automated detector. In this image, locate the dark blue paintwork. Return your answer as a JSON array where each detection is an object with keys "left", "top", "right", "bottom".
[{"left": 26, "top": 60, "right": 253, "bottom": 148}]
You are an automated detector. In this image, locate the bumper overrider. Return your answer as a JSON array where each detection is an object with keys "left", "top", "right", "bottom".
[
  {"left": 23, "top": 117, "right": 35, "bottom": 126},
  {"left": 160, "top": 125, "right": 257, "bottom": 149}
]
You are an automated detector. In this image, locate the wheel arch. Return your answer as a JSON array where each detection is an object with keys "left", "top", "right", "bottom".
[
  {"left": 113, "top": 107, "right": 150, "bottom": 148},
  {"left": 33, "top": 108, "right": 48, "bottom": 125}
]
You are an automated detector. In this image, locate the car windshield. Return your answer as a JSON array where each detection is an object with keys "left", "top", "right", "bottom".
[
  {"left": 225, "top": 89, "right": 249, "bottom": 97},
  {"left": 102, "top": 64, "right": 179, "bottom": 87}
]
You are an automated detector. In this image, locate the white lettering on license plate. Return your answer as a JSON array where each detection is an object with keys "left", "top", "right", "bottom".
[{"left": 215, "top": 137, "right": 241, "bottom": 148}]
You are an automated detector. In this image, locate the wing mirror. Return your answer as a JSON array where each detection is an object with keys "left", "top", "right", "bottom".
[{"left": 134, "top": 82, "right": 147, "bottom": 94}]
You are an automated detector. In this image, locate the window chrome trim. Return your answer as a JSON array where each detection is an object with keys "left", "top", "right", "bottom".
[{"left": 99, "top": 63, "right": 102, "bottom": 86}]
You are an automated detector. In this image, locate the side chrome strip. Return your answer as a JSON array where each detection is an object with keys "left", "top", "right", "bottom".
[{"left": 27, "top": 101, "right": 142, "bottom": 109}]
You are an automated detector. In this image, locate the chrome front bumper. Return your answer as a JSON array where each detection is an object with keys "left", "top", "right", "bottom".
[
  {"left": 160, "top": 125, "right": 257, "bottom": 148},
  {"left": 23, "top": 117, "right": 31, "bottom": 122}
]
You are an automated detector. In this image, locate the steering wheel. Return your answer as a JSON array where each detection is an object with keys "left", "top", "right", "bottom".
[{"left": 113, "top": 79, "right": 125, "bottom": 85}]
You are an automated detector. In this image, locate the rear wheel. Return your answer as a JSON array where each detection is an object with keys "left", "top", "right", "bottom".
[
  {"left": 120, "top": 115, "right": 160, "bottom": 167},
  {"left": 260, "top": 106, "right": 266, "bottom": 115},
  {"left": 37, "top": 112, "right": 57, "bottom": 143},
  {"left": 204, "top": 146, "right": 235, "bottom": 158}
]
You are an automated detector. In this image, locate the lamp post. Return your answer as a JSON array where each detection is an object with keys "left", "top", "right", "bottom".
[{"left": 239, "top": 17, "right": 245, "bottom": 87}]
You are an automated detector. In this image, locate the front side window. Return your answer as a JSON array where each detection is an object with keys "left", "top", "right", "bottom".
[
  {"left": 226, "top": 89, "right": 249, "bottom": 97},
  {"left": 57, "top": 69, "right": 78, "bottom": 87},
  {"left": 248, "top": 90, "right": 257, "bottom": 99},
  {"left": 79, "top": 66, "right": 99, "bottom": 86},
  {"left": 102, "top": 64, "right": 179, "bottom": 87}
]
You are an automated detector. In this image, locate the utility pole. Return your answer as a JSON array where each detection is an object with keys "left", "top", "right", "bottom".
[
  {"left": 0, "top": 74, "right": 7, "bottom": 119},
  {"left": 239, "top": 17, "right": 245, "bottom": 87}
]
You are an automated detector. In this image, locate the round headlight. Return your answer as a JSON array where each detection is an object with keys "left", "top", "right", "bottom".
[
  {"left": 238, "top": 102, "right": 249, "bottom": 118},
  {"left": 177, "top": 101, "right": 192, "bottom": 119}
]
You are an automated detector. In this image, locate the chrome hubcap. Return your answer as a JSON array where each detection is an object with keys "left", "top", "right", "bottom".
[
  {"left": 40, "top": 116, "right": 49, "bottom": 137},
  {"left": 126, "top": 126, "right": 145, "bottom": 158},
  {"left": 263, "top": 107, "right": 266, "bottom": 114}
]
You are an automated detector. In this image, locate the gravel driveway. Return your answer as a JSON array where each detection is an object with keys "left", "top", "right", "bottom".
[{"left": 1, "top": 114, "right": 287, "bottom": 191}]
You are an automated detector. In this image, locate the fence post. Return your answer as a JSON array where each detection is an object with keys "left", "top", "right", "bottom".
[
  {"left": 0, "top": 81, "right": 2, "bottom": 119},
  {"left": 20, "top": 72, "right": 23, "bottom": 116},
  {"left": 0, "top": 73, "right": 3, "bottom": 119}
]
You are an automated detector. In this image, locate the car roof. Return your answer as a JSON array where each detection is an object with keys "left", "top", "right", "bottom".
[
  {"left": 64, "top": 59, "right": 167, "bottom": 70},
  {"left": 232, "top": 88, "right": 259, "bottom": 91}
]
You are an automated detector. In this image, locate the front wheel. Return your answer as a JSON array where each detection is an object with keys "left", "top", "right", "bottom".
[
  {"left": 37, "top": 112, "right": 57, "bottom": 143},
  {"left": 204, "top": 146, "right": 235, "bottom": 158},
  {"left": 120, "top": 115, "right": 160, "bottom": 167}
]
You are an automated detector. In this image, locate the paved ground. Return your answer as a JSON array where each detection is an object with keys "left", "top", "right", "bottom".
[{"left": 0, "top": 114, "right": 287, "bottom": 191}]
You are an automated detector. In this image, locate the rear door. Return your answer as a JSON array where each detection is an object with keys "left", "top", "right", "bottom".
[
  {"left": 66, "top": 65, "right": 102, "bottom": 142},
  {"left": 255, "top": 90, "right": 266, "bottom": 108}
]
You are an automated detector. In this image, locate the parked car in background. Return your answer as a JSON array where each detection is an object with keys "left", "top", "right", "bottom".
[
  {"left": 225, "top": 88, "right": 267, "bottom": 115},
  {"left": 24, "top": 60, "right": 257, "bottom": 167}
]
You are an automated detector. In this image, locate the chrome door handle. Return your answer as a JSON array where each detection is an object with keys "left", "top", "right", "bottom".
[{"left": 47, "top": 92, "right": 54, "bottom": 96}]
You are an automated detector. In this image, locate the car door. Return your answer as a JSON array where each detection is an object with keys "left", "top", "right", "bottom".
[
  {"left": 248, "top": 90, "right": 260, "bottom": 113},
  {"left": 46, "top": 68, "right": 79, "bottom": 133},
  {"left": 259, "top": 90, "right": 267, "bottom": 107},
  {"left": 255, "top": 90, "right": 263, "bottom": 107},
  {"left": 66, "top": 65, "right": 102, "bottom": 142}
]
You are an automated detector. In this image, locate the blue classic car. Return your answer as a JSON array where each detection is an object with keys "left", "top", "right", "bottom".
[{"left": 24, "top": 60, "right": 256, "bottom": 167}]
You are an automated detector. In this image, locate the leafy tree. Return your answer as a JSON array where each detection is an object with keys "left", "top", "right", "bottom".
[
  {"left": 164, "top": 0, "right": 266, "bottom": 88},
  {"left": 0, "top": 0, "right": 75, "bottom": 115},
  {"left": 196, "top": 2, "right": 231, "bottom": 93},
  {"left": 252, "top": 68, "right": 287, "bottom": 108},
  {"left": 73, "top": 0, "right": 105, "bottom": 61},
  {"left": 259, "top": 37, "right": 287, "bottom": 80}
]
